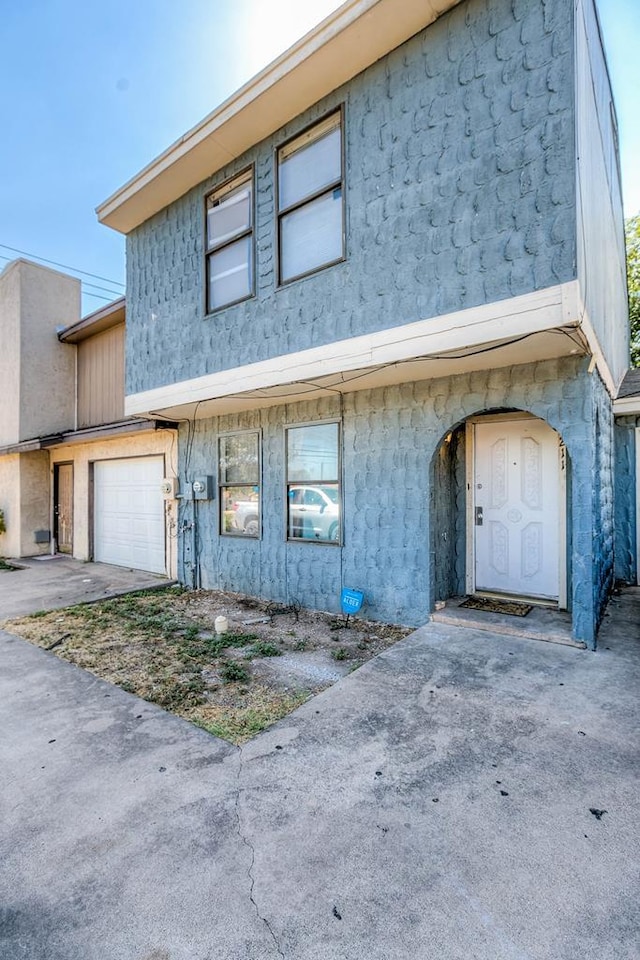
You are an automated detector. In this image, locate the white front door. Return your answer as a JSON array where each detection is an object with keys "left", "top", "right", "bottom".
[{"left": 472, "top": 418, "right": 562, "bottom": 601}]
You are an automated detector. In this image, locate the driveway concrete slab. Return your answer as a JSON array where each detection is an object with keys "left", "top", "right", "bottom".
[
  {"left": 1, "top": 589, "right": 639, "bottom": 959},
  {"left": 0, "top": 556, "right": 172, "bottom": 619}
]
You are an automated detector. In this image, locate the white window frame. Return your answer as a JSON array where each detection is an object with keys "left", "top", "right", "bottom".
[
  {"left": 205, "top": 168, "right": 254, "bottom": 314},
  {"left": 277, "top": 109, "right": 345, "bottom": 286},
  {"left": 284, "top": 419, "right": 342, "bottom": 545},
  {"left": 218, "top": 429, "right": 261, "bottom": 539}
]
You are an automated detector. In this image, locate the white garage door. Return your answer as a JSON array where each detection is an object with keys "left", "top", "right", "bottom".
[{"left": 94, "top": 457, "right": 165, "bottom": 574}]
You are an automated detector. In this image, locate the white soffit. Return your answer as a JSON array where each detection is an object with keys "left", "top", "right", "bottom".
[
  {"left": 613, "top": 396, "right": 640, "bottom": 415},
  {"left": 97, "top": 0, "right": 462, "bottom": 234},
  {"left": 125, "top": 282, "right": 587, "bottom": 420}
]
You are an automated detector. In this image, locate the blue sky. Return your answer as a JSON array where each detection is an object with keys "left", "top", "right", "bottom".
[{"left": 1, "top": 0, "right": 638, "bottom": 314}]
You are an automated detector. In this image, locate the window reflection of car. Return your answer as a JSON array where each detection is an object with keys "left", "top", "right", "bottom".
[
  {"left": 229, "top": 498, "right": 260, "bottom": 536},
  {"left": 289, "top": 485, "right": 339, "bottom": 542}
]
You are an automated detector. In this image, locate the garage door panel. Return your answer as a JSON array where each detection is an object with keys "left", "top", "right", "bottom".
[{"left": 94, "top": 457, "right": 165, "bottom": 574}]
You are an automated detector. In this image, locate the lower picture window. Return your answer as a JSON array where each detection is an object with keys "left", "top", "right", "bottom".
[
  {"left": 286, "top": 422, "right": 340, "bottom": 543},
  {"left": 219, "top": 432, "right": 260, "bottom": 537}
]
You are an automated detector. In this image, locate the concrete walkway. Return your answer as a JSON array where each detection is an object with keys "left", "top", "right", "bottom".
[
  {"left": 0, "top": 556, "right": 172, "bottom": 619},
  {"left": 1, "top": 590, "right": 639, "bottom": 959}
]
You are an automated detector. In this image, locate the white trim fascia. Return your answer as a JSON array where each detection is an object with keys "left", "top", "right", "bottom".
[
  {"left": 613, "top": 396, "right": 640, "bottom": 416},
  {"left": 575, "top": 295, "right": 618, "bottom": 398},
  {"left": 97, "top": 0, "right": 462, "bottom": 233},
  {"left": 125, "top": 282, "right": 579, "bottom": 417}
]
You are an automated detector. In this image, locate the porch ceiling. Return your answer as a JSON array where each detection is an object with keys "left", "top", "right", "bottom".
[{"left": 136, "top": 326, "right": 587, "bottom": 422}]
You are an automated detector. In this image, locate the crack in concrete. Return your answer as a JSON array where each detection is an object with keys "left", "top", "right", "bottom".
[{"left": 233, "top": 746, "right": 285, "bottom": 960}]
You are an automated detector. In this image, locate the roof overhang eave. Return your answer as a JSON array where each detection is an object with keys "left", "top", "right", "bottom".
[{"left": 96, "top": 0, "right": 462, "bottom": 234}]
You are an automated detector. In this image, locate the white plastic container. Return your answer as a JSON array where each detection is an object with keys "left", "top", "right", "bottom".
[{"left": 214, "top": 615, "right": 229, "bottom": 635}]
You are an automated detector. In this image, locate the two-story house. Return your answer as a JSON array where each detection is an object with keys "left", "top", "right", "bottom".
[
  {"left": 97, "top": 0, "right": 629, "bottom": 648},
  {"left": 0, "top": 258, "right": 177, "bottom": 577}
]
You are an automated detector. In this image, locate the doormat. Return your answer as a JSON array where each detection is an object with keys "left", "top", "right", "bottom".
[{"left": 459, "top": 596, "right": 533, "bottom": 617}]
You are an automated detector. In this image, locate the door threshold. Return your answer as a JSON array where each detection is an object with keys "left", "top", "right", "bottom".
[
  {"left": 474, "top": 590, "right": 560, "bottom": 610},
  {"left": 432, "top": 597, "right": 583, "bottom": 649}
]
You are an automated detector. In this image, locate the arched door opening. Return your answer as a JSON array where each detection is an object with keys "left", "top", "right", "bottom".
[{"left": 431, "top": 411, "right": 568, "bottom": 609}]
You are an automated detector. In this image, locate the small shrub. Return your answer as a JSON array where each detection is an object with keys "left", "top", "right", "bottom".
[
  {"left": 331, "top": 647, "right": 348, "bottom": 661},
  {"left": 251, "top": 640, "right": 282, "bottom": 658},
  {"left": 219, "top": 661, "right": 250, "bottom": 684},
  {"left": 221, "top": 631, "right": 258, "bottom": 646},
  {"left": 156, "top": 676, "right": 206, "bottom": 709}
]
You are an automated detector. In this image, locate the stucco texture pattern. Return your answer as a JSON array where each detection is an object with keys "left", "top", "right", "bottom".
[
  {"left": 177, "top": 358, "right": 610, "bottom": 648},
  {"left": 614, "top": 415, "right": 639, "bottom": 584},
  {"left": 126, "top": 0, "right": 576, "bottom": 395}
]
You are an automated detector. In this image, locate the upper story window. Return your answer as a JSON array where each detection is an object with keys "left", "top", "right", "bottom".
[
  {"left": 205, "top": 169, "right": 254, "bottom": 313},
  {"left": 277, "top": 110, "right": 344, "bottom": 285}
]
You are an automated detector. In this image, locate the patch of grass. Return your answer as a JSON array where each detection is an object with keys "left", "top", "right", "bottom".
[
  {"left": 155, "top": 675, "right": 206, "bottom": 709},
  {"left": 0, "top": 558, "right": 17, "bottom": 572},
  {"left": 176, "top": 631, "right": 257, "bottom": 662},
  {"left": 219, "top": 661, "right": 250, "bottom": 684},
  {"left": 250, "top": 640, "right": 282, "bottom": 658},
  {"left": 191, "top": 687, "right": 307, "bottom": 744},
  {"left": 5, "top": 587, "right": 410, "bottom": 747}
]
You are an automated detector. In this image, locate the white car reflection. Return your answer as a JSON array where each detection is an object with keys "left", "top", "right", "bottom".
[{"left": 288, "top": 485, "right": 340, "bottom": 541}]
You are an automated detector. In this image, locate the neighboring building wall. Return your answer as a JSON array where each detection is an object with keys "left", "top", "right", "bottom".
[
  {"left": 16, "top": 261, "right": 78, "bottom": 441},
  {"left": 0, "top": 268, "right": 22, "bottom": 446},
  {"left": 0, "top": 456, "right": 22, "bottom": 557},
  {"left": 575, "top": 0, "right": 628, "bottom": 387},
  {"left": 614, "top": 415, "right": 638, "bottom": 583},
  {"left": 126, "top": 0, "right": 576, "bottom": 397},
  {"left": 49, "top": 430, "right": 179, "bottom": 578},
  {"left": 178, "top": 356, "right": 608, "bottom": 647},
  {"left": 77, "top": 323, "right": 125, "bottom": 428},
  {"left": 19, "top": 451, "right": 50, "bottom": 556},
  {"left": 0, "top": 452, "right": 50, "bottom": 558},
  {"left": 0, "top": 259, "right": 78, "bottom": 446}
]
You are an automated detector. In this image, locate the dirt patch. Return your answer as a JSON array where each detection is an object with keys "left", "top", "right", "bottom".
[{"left": 4, "top": 587, "right": 411, "bottom": 744}]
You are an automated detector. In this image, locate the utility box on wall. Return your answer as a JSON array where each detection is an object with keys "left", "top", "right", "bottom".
[
  {"left": 161, "top": 477, "right": 179, "bottom": 499},
  {"left": 192, "top": 476, "right": 214, "bottom": 501}
]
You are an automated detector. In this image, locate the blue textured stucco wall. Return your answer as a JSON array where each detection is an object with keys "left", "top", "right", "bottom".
[
  {"left": 591, "top": 372, "right": 615, "bottom": 627},
  {"left": 125, "top": 0, "right": 576, "bottom": 396},
  {"left": 614, "top": 415, "right": 638, "bottom": 583},
  {"left": 177, "top": 357, "right": 610, "bottom": 648}
]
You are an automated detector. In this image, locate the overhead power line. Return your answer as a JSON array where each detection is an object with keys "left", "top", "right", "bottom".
[
  {"left": 0, "top": 255, "right": 123, "bottom": 299},
  {"left": 83, "top": 291, "right": 122, "bottom": 303},
  {"left": 0, "top": 243, "right": 125, "bottom": 288}
]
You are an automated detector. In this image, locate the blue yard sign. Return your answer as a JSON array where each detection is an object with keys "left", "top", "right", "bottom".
[{"left": 341, "top": 588, "right": 364, "bottom": 616}]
